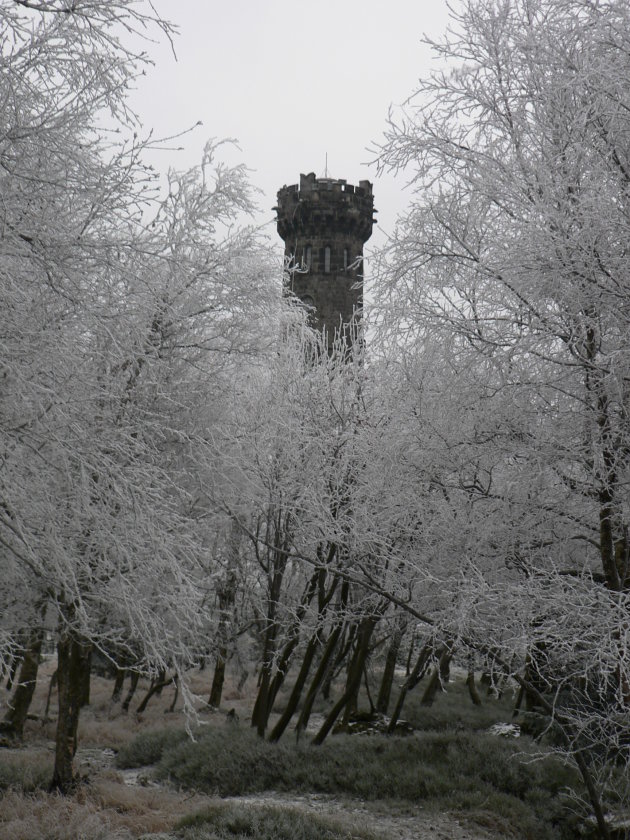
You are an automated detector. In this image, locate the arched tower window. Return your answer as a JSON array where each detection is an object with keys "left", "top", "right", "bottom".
[
  {"left": 303, "top": 245, "right": 312, "bottom": 271},
  {"left": 324, "top": 246, "right": 331, "bottom": 273},
  {"left": 343, "top": 247, "right": 348, "bottom": 270}
]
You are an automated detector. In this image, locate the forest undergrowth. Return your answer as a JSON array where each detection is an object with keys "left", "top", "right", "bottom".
[{"left": 0, "top": 657, "right": 598, "bottom": 840}]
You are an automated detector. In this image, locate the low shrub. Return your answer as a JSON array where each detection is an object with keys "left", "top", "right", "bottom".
[
  {"left": 115, "top": 727, "right": 189, "bottom": 768},
  {"left": 0, "top": 750, "right": 50, "bottom": 792},
  {"left": 400, "top": 677, "right": 517, "bottom": 733},
  {"left": 139, "top": 724, "right": 582, "bottom": 838},
  {"left": 176, "top": 802, "right": 378, "bottom": 840}
]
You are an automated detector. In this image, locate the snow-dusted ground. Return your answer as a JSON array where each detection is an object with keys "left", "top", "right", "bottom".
[
  {"left": 131, "top": 791, "right": 508, "bottom": 840},
  {"left": 208, "top": 792, "right": 507, "bottom": 840},
  {"left": 76, "top": 747, "right": 509, "bottom": 840},
  {"left": 74, "top": 745, "right": 508, "bottom": 839}
]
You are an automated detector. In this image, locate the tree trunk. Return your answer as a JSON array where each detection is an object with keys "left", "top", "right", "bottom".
[
  {"left": 136, "top": 675, "right": 174, "bottom": 713},
  {"left": 387, "top": 641, "right": 431, "bottom": 733},
  {"left": 208, "top": 651, "right": 227, "bottom": 708},
  {"left": 250, "top": 543, "right": 287, "bottom": 737},
  {"left": 122, "top": 671, "right": 139, "bottom": 712},
  {"left": 322, "top": 624, "right": 355, "bottom": 700},
  {"left": 363, "top": 664, "right": 376, "bottom": 714},
  {"left": 313, "top": 614, "right": 379, "bottom": 745},
  {"left": 265, "top": 570, "right": 320, "bottom": 715},
  {"left": 251, "top": 664, "right": 273, "bottom": 737},
  {"left": 44, "top": 669, "right": 58, "bottom": 721},
  {"left": 269, "top": 631, "right": 321, "bottom": 743},
  {"left": 208, "top": 523, "right": 241, "bottom": 708},
  {"left": 111, "top": 669, "right": 126, "bottom": 703},
  {"left": 376, "top": 614, "right": 406, "bottom": 715},
  {"left": 296, "top": 623, "right": 344, "bottom": 738},
  {"left": 405, "top": 631, "right": 416, "bottom": 677},
  {"left": 295, "top": 580, "right": 350, "bottom": 738},
  {"left": 50, "top": 629, "right": 89, "bottom": 793},
  {"left": 153, "top": 668, "right": 166, "bottom": 696},
  {"left": 78, "top": 643, "right": 91, "bottom": 708},
  {"left": 0, "top": 627, "right": 44, "bottom": 740},
  {"left": 421, "top": 645, "right": 453, "bottom": 706},
  {"left": 341, "top": 619, "right": 376, "bottom": 726},
  {"left": 168, "top": 676, "right": 179, "bottom": 712}
]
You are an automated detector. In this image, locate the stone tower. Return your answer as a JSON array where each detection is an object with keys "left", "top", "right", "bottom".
[{"left": 275, "top": 173, "right": 375, "bottom": 347}]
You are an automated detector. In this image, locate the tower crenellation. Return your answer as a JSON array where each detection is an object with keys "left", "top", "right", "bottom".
[{"left": 275, "top": 172, "right": 376, "bottom": 347}]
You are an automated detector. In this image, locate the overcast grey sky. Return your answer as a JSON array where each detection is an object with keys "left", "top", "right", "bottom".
[{"left": 130, "top": 0, "right": 452, "bottom": 256}]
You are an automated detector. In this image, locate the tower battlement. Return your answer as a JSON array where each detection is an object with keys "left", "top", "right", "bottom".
[{"left": 275, "top": 172, "right": 375, "bottom": 243}]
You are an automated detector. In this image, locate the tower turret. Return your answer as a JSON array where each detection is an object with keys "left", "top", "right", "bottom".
[{"left": 275, "top": 173, "right": 376, "bottom": 347}]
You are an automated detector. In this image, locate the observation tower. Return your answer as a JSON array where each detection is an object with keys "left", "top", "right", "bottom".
[{"left": 275, "top": 172, "right": 376, "bottom": 347}]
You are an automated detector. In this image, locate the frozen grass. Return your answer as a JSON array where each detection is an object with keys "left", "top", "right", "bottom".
[
  {"left": 400, "top": 675, "right": 518, "bottom": 732},
  {"left": 0, "top": 779, "right": 231, "bottom": 840},
  {"left": 0, "top": 660, "right": 602, "bottom": 839},
  {"left": 115, "top": 725, "right": 189, "bottom": 767},
  {"left": 0, "top": 661, "right": 239, "bottom": 839},
  {"left": 118, "top": 724, "right": 581, "bottom": 838},
  {"left": 176, "top": 802, "right": 379, "bottom": 840},
  {"left": 0, "top": 747, "right": 51, "bottom": 792},
  {"left": 0, "top": 790, "right": 132, "bottom": 840}
]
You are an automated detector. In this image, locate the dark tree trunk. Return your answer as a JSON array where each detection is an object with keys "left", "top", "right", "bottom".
[
  {"left": 296, "top": 580, "right": 349, "bottom": 738},
  {"left": 264, "top": 570, "right": 320, "bottom": 717},
  {"left": 387, "top": 641, "right": 431, "bottom": 733},
  {"left": 321, "top": 626, "right": 347, "bottom": 701},
  {"left": 322, "top": 623, "right": 355, "bottom": 700},
  {"left": 153, "top": 668, "right": 166, "bottom": 696},
  {"left": 376, "top": 614, "right": 406, "bottom": 715},
  {"left": 363, "top": 664, "right": 375, "bottom": 714},
  {"left": 269, "top": 632, "right": 321, "bottom": 743},
  {"left": 44, "top": 669, "right": 58, "bottom": 721},
  {"left": 121, "top": 671, "right": 139, "bottom": 712},
  {"left": 296, "top": 625, "right": 343, "bottom": 737},
  {"left": 78, "top": 643, "right": 91, "bottom": 708},
  {"left": 251, "top": 663, "right": 273, "bottom": 737},
  {"left": 111, "top": 668, "right": 126, "bottom": 703},
  {"left": 342, "top": 620, "right": 376, "bottom": 725},
  {"left": 405, "top": 631, "right": 416, "bottom": 677},
  {"left": 0, "top": 627, "right": 44, "bottom": 740},
  {"left": 250, "top": 544, "right": 287, "bottom": 737},
  {"left": 313, "top": 614, "right": 380, "bottom": 745},
  {"left": 136, "top": 675, "right": 174, "bottom": 713},
  {"left": 208, "top": 652, "right": 227, "bottom": 708},
  {"left": 421, "top": 644, "right": 453, "bottom": 706},
  {"left": 50, "top": 629, "right": 89, "bottom": 793},
  {"left": 208, "top": 524, "right": 241, "bottom": 708},
  {"left": 465, "top": 652, "right": 482, "bottom": 706}
]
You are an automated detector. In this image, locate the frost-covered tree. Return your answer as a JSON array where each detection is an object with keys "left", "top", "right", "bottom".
[
  {"left": 0, "top": 0, "right": 279, "bottom": 791},
  {"left": 204, "top": 321, "right": 431, "bottom": 741},
  {"left": 374, "top": 0, "right": 630, "bottom": 834}
]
